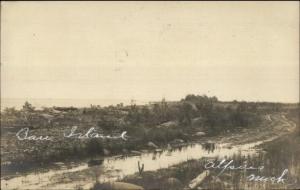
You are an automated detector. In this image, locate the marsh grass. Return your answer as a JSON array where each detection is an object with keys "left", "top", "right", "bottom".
[{"left": 117, "top": 131, "right": 300, "bottom": 190}]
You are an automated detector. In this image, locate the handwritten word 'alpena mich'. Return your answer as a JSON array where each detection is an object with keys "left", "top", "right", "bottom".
[
  {"left": 205, "top": 159, "right": 264, "bottom": 176},
  {"left": 15, "top": 127, "right": 128, "bottom": 141},
  {"left": 205, "top": 159, "right": 288, "bottom": 183}
]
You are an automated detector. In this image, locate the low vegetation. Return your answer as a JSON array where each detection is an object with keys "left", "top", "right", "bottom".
[{"left": 1, "top": 94, "right": 296, "bottom": 175}]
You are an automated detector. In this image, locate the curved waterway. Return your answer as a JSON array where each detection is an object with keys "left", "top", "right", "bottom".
[{"left": 1, "top": 139, "right": 273, "bottom": 190}]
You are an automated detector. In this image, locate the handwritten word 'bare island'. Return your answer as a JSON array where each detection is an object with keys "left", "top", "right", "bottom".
[
  {"left": 64, "top": 126, "right": 128, "bottom": 140},
  {"left": 16, "top": 127, "right": 128, "bottom": 141}
]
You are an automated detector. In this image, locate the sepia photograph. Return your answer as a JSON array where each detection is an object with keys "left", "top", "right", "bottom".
[{"left": 1, "top": 1, "right": 299, "bottom": 190}]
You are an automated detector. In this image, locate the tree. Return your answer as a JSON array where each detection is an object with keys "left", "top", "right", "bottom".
[
  {"left": 3, "top": 107, "right": 17, "bottom": 116},
  {"left": 140, "top": 106, "right": 151, "bottom": 124},
  {"left": 179, "top": 102, "right": 193, "bottom": 126},
  {"left": 237, "top": 101, "right": 247, "bottom": 112},
  {"left": 126, "top": 101, "right": 140, "bottom": 125},
  {"left": 22, "top": 101, "right": 35, "bottom": 112}
]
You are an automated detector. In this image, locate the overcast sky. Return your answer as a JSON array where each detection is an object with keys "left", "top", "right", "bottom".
[{"left": 1, "top": 1, "right": 299, "bottom": 103}]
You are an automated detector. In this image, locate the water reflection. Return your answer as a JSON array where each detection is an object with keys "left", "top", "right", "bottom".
[{"left": 203, "top": 142, "right": 216, "bottom": 153}]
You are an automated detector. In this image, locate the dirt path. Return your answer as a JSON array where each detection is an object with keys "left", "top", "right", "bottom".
[{"left": 215, "top": 112, "right": 297, "bottom": 146}]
